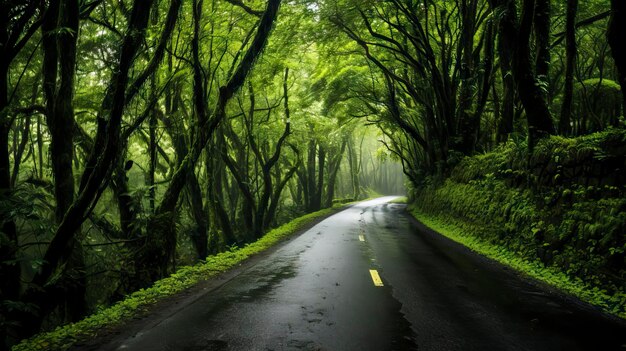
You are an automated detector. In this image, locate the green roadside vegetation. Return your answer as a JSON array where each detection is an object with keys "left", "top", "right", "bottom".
[
  {"left": 3, "top": 0, "right": 625, "bottom": 347},
  {"left": 12, "top": 204, "right": 348, "bottom": 351},
  {"left": 408, "top": 207, "right": 626, "bottom": 319},
  {"left": 389, "top": 196, "right": 408, "bottom": 204},
  {"left": 407, "top": 130, "right": 626, "bottom": 320}
]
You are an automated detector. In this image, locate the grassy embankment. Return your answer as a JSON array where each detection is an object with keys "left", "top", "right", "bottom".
[
  {"left": 13, "top": 202, "right": 354, "bottom": 351},
  {"left": 407, "top": 129, "right": 626, "bottom": 319}
]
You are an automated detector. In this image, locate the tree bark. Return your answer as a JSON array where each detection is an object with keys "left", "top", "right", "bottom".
[
  {"left": 156, "top": 0, "right": 282, "bottom": 216},
  {"left": 496, "top": 15, "right": 516, "bottom": 143},
  {"left": 43, "top": 0, "right": 78, "bottom": 224},
  {"left": 314, "top": 145, "right": 325, "bottom": 210},
  {"left": 207, "top": 151, "right": 236, "bottom": 250},
  {"left": 151, "top": 0, "right": 282, "bottom": 275},
  {"left": 457, "top": 0, "right": 479, "bottom": 154},
  {"left": 560, "top": 0, "right": 578, "bottom": 135},
  {"left": 23, "top": 1, "right": 157, "bottom": 337},
  {"left": 148, "top": 79, "right": 158, "bottom": 213},
  {"left": 0, "top": 60, "right": 20, "bottom": 351},
  {"left": 608, "top": 0, "right": 626, "bottom": 113},
  {"left": 347, "top": 138, "right": 361, "bottom": 199},
  {"left": 534, "top": 0, "right": 551, "bottom": 92},
  {"left": 187, "top": 171, "right": 209, "bottom": 259},
  {"left": 42, "top": 0, "right": 87, "bottom": 323},
  {"left": 306, "top": 138, "right": 317, "bottom": 211},
  {"left": 10, "top": 82, "right": 39, "bottom": 186},
  {"left": 325, "top": 140, "right": 347, "bottom": 207},
  {"left": 0, "top": 2, "right": 47, "bottom": 346},
  {"left": 252, "top": 68, "right": 291, "bottom": 234},
  {"left": 490, "top": 0, "right": 555, "bottom": 149}
]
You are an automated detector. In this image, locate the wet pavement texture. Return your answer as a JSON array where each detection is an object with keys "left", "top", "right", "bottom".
[{"left": 89, "top": 197, "right": 626, "bottom": 351}]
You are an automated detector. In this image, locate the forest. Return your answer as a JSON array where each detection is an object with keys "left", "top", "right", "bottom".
[{"left": 1, "top": 0, "right": 625, "bottom": 350}]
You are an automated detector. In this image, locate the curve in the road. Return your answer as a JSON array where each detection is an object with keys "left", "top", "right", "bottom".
[{"left": 78, "top": 197, "right": 626, "bottom": 351}]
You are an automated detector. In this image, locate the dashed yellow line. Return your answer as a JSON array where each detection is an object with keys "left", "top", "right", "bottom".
[
  {"left": 358, "top": 234, "right": 365, "bottom": 242},
  {"left": 369, "top": 269, "right": 384, "bottom": 287}
]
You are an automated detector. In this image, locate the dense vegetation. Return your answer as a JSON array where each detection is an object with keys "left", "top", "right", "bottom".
[
  {"left": 12, "top": 205, "right": 348, "bottom": 351},
  {"left": 1, "top": 0, "right": 625, "bottom": 349},
  {"left": 321, "top": 0, "right": 626, "bottom": 318},
  {"left": 0, "top": 1, "right": 404, "bottom": 348},
  {"left": 410, "top": 129, "right": 626, "bottom": 317}
]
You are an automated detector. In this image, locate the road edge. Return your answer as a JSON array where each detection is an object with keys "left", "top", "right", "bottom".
[
  {"left": 12, "top": 203, "right": 357, "bottom": 351},
  {"left": 404, "top": 204, "right": 626, "bottom": 323}
]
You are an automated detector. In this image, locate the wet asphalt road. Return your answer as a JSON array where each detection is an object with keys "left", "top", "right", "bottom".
[{"left": 91, "top": 197, "right": 626, "bottom": 351}]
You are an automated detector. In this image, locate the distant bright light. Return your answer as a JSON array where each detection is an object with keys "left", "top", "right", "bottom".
[{"left": 306, "top": 2, "right": 319, "bottom": 12}]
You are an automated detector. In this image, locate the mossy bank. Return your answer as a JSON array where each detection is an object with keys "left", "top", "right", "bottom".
[{"left": 408, "top": 129, "right": 626, "bottom": 319}]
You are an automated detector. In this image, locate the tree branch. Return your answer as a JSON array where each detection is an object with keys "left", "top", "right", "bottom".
[{"left": 224, "top": 0, "right": 263, "bottom": 17}]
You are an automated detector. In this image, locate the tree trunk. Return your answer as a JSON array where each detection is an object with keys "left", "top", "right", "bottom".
[
  {"left": 608, "top": 0, "right": 626, "bottom": 113},
  {"left": 42, "top": 0, "right": 87, "bottom": 323},
  {"left": 315, "top": 145, "right": 326, "bottom": 210},
  {"left": 497, "top": 25, "right": 516, "bottom": 143},
  {"left": 491, "top": 0, "right": 555, "bottom": 149},
  {"left": 207, "top": 155, "right": 236, "bottom": 250},
  {"left": 43, "top": 0, "right": 78, "bottom": 224},
  {"left": 457, "top": 0, "right": 479, "bottom": 154},
  {"left": 306, "top": 138, "right": 317, "bottom": 211},
  {"left": 23, "top": 1, "right": 157, "bottom": 338},
  {"left": 187, "top": 171, "right": 209, "bottom": 259},
  {"left": 37, "top": 114, "right": 43, "bottom": 179},
  {"left": 156, "top": 0, "right": 282, "bottom": 217},
  {"left": 0, "top": 2, "right": 49, "bottom": 345},
  {"left": 347, "top": 138, "right": 361, "bottom": 199},
  {"left": 148, "top": 79, "right": 158, "bottom": 212},
  {"left": 11, "top": 79, "right": 37, "bottom": 186},
  {"left": 325, "top": 140, "right": 347, "bottom": 207},
  {"left": 144, "top": 0, "right": 282, "bottom": 274},
  {"left": 112, "top": 164, "right": 139, "bottom": 238},
  {"left": 0, "top": 61, "right": 20, "bottom": 350},
  {"left": 560, "top": 0, "right": 578, "bottom": 135},
  {"left": 254, "top": 68, "right": 291, "bottom": 233},
  {"left": 534, "top": 0, "right": 551, "bottom": 95},
  {"left": 266, "top": 164, "right": 297, "bottom": 229}
]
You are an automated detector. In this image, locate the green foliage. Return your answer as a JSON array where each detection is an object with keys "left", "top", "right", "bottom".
[
  {"left": 452, "top": 129, "right": 626, "bottom": 187},
  {"left": 388, "top": 196, "right": 407, "bottom": 204},
  {"left": 408, "top": 206, "right": 626, "bottom": 319},
  {"left": 331, "top": 197, "right": 356, "bottom": 205},
  {"left": 4, "top": 0, "right": 621, "bottom": 345},
  {"left": 11, "top": 206, "right": 343, "bottom": 351},
  {"left": 410, "top": 130, "right": 626, "bottom": 319},
  {"left": 553, "top": 78, "right": 624, "bottom": 133}
]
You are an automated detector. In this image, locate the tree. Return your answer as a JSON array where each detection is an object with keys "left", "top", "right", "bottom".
[
  {"left": 560, "top": 0, "right": 578, "bottom": 135},
  {"left": 489, "top": 0, "right": 555, "bottom": 149},
  {"left": 2, "top": 1, "right": 624, "bottom": 348},
  {"left": 19, "top": 0, "right": 168, "bottom": 338},
  {"left": 41, "top": 0, "right": 86, "bottom": 322},
  {"left": 608, "top": 0, "right": 626, "bottom": 112},
  {"left": 138, "top": 0, "right": 283, "bottom": 282},
  {"left": 0, "top": 2, "right": 44, "bottom": 347}
]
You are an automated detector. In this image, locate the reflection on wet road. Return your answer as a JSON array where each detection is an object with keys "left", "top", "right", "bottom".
[{"left": 92, "top": 197, "right": 626, "bottom": 351}]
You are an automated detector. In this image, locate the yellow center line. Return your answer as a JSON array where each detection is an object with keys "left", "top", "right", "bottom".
[
  {"left": 358, "top": 234, "right": 365, "bottom": 242},
  {"left": 369, "top": 269, "right": 384, "bottom": 287}
]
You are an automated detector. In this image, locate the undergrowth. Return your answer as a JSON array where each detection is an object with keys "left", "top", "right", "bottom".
[
  {"left": 408, "top": 206, "right": 626, "bottom": 319},
  {"left": 389, "top": 196, "right": 408, "bottom": 204},
  {"left": 12, "top": 205, "right": 345, "bottom": 351},
  {"left": 410, "top": 129, "right": 626, "bottom": 319}
]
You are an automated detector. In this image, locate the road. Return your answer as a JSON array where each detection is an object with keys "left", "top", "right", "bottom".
[{"left": 82, "top": 197, "right": 626, "bottom": 351}]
